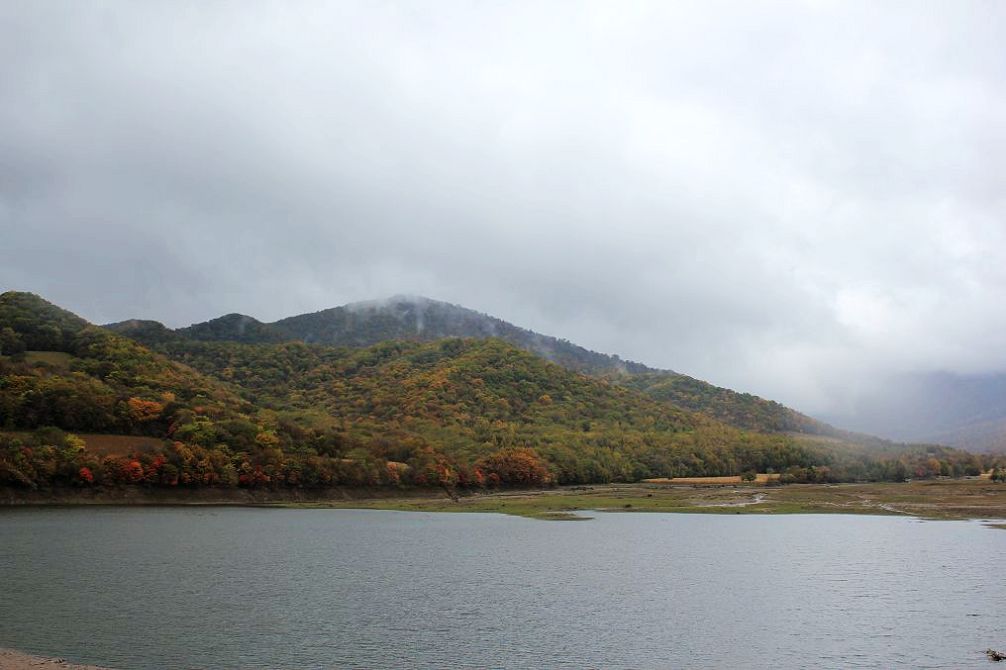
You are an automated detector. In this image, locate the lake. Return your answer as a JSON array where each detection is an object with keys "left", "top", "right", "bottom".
[{"left": 0, "top": 508, "right": 1003, "bottom": 669}]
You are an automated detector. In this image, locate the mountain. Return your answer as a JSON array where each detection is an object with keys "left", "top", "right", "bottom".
[
  {"left": 107, "top": 295, "right": 839, "bottom": 437},
  {"left": 109, "top": 295, "right": 652, "bottom": 374},
  {"left": 3, "top": 291, "right": 986, "bottom": 493},
  {"left": 100, "top": 319, "right": 179, "bottom": 346},
  {"left": 821, "top": 371, "right": 1006, "bottom": 452},
  {"left": 180, "top": 313, "right": 289, "bottom": 344},
  {"left": 272, "top": 296, "right": 653, "bottom": 374},
  {"left": 105, "top": 314, "right": 289, "bottom": 345}
]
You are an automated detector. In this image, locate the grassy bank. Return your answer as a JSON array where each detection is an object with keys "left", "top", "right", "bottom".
[{"left": 5, "top": 479, "right": 1006, "bottom": 523}]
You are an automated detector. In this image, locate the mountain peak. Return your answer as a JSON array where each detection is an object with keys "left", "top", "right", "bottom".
[
  {"left": 340, "top": 294, "right": 439, "bottom": 312},
  {"left": 179, "top": 313, "right": 288, "bottom": 343}
]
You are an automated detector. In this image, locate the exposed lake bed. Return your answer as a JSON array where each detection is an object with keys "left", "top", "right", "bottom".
[
  {"left": 2, "top": 506, "right": 1005, "bottom": 669},
  {"left": 8, "top": 479, "right": 1005, "bottom": 523},
  {"left": 315, "top": 479, "right": 1006, "bottom": 521}
]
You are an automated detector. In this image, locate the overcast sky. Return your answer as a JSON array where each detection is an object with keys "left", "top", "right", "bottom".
[{"left": 1, "top": 1, "right": 1004, "bottom": 416}]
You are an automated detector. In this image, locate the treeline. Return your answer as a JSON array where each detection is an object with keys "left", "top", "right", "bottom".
[
  {"left": 3, "top": 426, "right": 997, "bottom": 493},
  {"left": 0, "top": 429, "right": 553, "bottom": 490},
  {"left": 775, "top": 449, "right": 989, "bottom": 483}
]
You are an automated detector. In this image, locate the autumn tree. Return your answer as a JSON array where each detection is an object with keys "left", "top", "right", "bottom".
[
  {"left": 126, "top": 397, "right": 165, "bottom": 423},
  {"left": 477, "top": 447, "right": 553, "bottom": 487},
  {"left": 0, "top": 327, "right": 26, "bottom": 356}
]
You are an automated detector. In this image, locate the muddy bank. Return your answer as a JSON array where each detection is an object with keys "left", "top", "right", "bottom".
[
  {"left": 0, "top": 485, "right": 441, "bottom": 507},
  {"left": 3, "top": 480, "right": 1006, "bottom": 523},
  {"left": 0, "top": 648, "right": 113, "bottom": 670}
]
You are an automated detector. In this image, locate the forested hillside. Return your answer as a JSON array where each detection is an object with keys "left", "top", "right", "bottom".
[
  {"left": 108, "top": 295, "right": 838, "bottom": 437},
  {"left": 1, "top": 292, "right": 990, "bottom": 494},
  {"left": 621, "top": 372, "right": 836, "bottom": 435}
]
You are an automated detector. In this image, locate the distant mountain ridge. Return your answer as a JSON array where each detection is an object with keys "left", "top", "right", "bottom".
[
  {"left": 822, "top": 371, "right": 1006, "bottom": 452},
  {"left": 108, "top": 296, "right": 652, "bottom": 374},
  {"left": 179, "top": 313, "right": 289, "bottom": 344},
  {"left": 106, "top": 295, "right": 842, "bottom": 438}
]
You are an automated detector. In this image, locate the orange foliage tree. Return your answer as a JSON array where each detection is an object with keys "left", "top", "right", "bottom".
[
  {"left": 476, "top": 447, "right": 553, "bottom": 487},
  {"left": 127, "top": 397, "right": 164, "bottom": 423}
]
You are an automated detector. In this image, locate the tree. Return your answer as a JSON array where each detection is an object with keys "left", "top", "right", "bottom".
[
  {"left": 0, "top": 327, "right": 26, "bottom": 356},
  {"left": 126, "top": 397, "right": 164, "bottom": 424},
  {"left": 122, "top": 459, "right": 144, "bottom": 483},
  {"left": 477, "top": 447, "right": 553, "bottom": 487}
]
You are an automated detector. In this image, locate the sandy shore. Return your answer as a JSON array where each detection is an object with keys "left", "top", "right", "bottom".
[{"left": 0, "top": 649, "right": 113, "bottom": 670}]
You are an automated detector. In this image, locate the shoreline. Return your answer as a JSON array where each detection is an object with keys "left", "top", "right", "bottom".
[
  {"left": 0, "top": 648, "right": 112, "bottom": 670},
  {"left": 3, "top": 479, "right": 1006, "bottom": 522}
]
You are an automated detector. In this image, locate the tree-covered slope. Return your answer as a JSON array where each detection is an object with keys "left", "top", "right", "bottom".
[
  {"left": 0, "top": 292, "right": 247, "bottom": 434},
  {"left": 620, "top": 372, "right": 838, "bottom": 435},
  {"left": 132, "top": 336, "right": 819, "bottom": 483},
  {"left": 0, "top": 293, "right": 361, "bottom": 489},
  {"left": 106, "top": 295, "right": 838, "bottom": 437},
  {"left": 127, "top": 330, "right": 989, "bottom": 484}
]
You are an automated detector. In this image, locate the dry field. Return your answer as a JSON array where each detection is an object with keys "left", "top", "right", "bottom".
[
  {"left": 75, "top": 434, "right": 165, "bottom": 457},
  {"left": 1, "top": 433, "right": 164, "bottom": 457},
  {"left": 642, "top": 474, "right": 780, "bottom": 485}
]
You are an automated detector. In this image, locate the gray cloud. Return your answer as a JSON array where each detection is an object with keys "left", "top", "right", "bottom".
[{"left": 2, "top": 1, "right": 1004, "bottom": 416}]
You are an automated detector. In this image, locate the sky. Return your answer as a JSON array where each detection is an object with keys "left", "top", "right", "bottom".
[{"left": 1, "top": 1, "right": 1004, "bottom": 417}]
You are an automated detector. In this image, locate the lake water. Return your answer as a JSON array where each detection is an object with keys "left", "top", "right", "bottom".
[{"left": 0, "top": 508, "right": 1004, "bottom": 669}]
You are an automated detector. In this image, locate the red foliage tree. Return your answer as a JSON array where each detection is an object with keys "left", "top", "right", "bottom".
[{"left": 122, "top": 459, "right": 144, "bottom": 483}]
